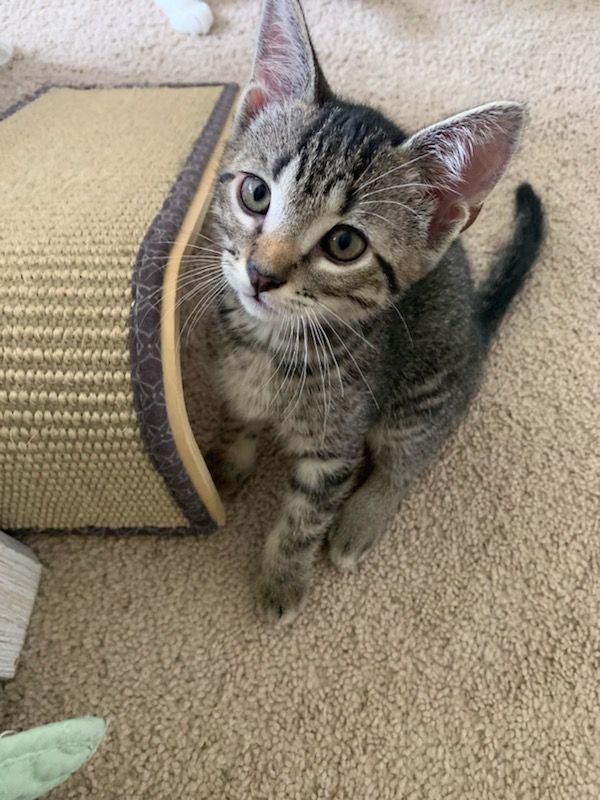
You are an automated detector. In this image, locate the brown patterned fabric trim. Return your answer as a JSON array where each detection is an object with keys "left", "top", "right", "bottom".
[
  {"left": 129, "top": 83, "right": 238, "bottom": 533},
  {"left": 0, "top": 82, "right": 237, "bottom": 119},
  {"left": 11, "top": 526, "right": 198, "bottom": 536},
  {"left": 0, "top": 86, "right": 51, "bottom": 119}
]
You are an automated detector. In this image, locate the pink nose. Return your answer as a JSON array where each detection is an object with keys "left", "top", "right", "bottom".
[{"left": 247, "top": 261, "right": 286, "bottom": 297}]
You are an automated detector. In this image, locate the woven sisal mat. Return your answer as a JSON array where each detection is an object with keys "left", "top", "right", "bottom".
[{"left": 0, "top": 84, "right": 237, "bottom": 533}]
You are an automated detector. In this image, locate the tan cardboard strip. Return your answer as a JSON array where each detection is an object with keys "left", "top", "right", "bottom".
[{"left": 160, "top": 103, "right": 236, "bottom": 527}]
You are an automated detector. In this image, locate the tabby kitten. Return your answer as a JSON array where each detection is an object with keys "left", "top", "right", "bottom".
[{"left": 200, "top": 0, "right": 543, "bottom": 623}]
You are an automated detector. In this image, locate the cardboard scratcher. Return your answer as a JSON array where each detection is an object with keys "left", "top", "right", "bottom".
[{"left": 0, "top": 84, "right": 239, "bottom": 533}]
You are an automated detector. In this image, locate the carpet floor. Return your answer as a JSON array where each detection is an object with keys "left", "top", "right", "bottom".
[{"left": 1, "top": 0, "right": 599, "bottom": 797}]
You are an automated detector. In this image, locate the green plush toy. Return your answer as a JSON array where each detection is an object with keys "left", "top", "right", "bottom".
[{"left": 0, "top": 717, "right": 106, "bottom": 800}]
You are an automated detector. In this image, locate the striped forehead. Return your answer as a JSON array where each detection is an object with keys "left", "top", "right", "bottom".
[
  {"left": 263, "top": 157, "right": 344, "bottom": 242},
  {"left": 268, "top": 103, "right": 403, "bottom": 213}
]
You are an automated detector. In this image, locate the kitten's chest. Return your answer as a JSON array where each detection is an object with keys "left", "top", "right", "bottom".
[{"left": 216, "top": 345, "right": 290, "bottom": 421}]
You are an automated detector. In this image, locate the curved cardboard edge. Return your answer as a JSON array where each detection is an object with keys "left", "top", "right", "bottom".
[
  {"left": 160, "top": 103, "right": 237, "bottom": 529},
  {"left": 129, "top": 83, "right": 238, "bottom": 530}
]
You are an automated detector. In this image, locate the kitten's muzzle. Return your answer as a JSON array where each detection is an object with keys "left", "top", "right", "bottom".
[{"left": 247, "top": 260, "right": 287, "bottom": 298}]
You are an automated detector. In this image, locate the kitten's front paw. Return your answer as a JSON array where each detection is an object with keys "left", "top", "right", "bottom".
[
  {"left": 328, "top": 507, "right": 377, "bottom": 573},
  {"left": 256, "top": 573, "right": 308, "bottom": 626}
]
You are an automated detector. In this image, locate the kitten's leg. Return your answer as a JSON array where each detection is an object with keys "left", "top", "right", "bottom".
[
  {"left": 328, "top": 424, "right": 442, "bottom": 572},
  {"left": 328, "top": 463, "right": 404, "bottom": 572},
  {"left": 257, "top": 449, "right": 361, "bottom": 624},
  {"left": 206, "top": 413, "right": 261, "bottom": 498}
]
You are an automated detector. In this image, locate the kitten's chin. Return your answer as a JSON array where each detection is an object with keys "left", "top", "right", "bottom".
[{"left": 238, "top": 291, "right": 281, "bottom": 322}]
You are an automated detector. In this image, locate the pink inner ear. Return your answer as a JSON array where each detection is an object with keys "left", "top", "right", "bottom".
[
  {"left": 427, "top": 116, "right": 519, "bottom": 242},
  {"left": 238, "top": 0, "right": 316, "bottom": 127},
  {"left": 255, "top": 24, "right": 294, "bottom": 100},
  {"left": 459, "top": 135, "right": 514, "bottom": 207},
  {"left": 428, "top": 188, "right": 467, "bottom": 240},
  {"left": 428, "top": 190, "right": 483, "bottom": 239},
  {"left": 242, "top": 86, "right": 270, "bottom": 122}
]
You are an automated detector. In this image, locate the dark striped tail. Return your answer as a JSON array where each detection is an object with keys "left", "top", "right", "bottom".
[{"left": 478, "top": 182, "right": 544, "bottom": 341}]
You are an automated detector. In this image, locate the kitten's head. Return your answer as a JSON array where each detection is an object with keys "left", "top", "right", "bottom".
[{"left": 214, "top": 0, "right": 525, "bottom": 326}]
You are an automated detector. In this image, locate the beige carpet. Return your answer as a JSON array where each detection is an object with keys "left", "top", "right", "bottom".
[{"left": 1, "top": 0, "right": 599, "bottom": 797}]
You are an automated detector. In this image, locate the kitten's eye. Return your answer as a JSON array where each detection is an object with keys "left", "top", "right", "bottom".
[
  {"left": 239, "top": 174, "right": 271, "bottom": 215},
  {"left": 321, "top": 225, "right": 368, "bottom": 263}
]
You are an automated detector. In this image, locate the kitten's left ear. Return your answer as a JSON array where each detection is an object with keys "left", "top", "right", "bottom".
[
  {"left": 403, "top": 102, "right": 526, "bottom": 249},
  {"left": 237, "top": 0, "right": 331, "bottom": 129}
]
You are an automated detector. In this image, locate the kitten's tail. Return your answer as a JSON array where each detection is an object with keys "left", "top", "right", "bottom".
[{"left": 478, "top": 182, "right": 544, "bottom": 341}]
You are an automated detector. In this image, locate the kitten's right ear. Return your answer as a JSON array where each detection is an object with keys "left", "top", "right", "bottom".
[
  {"left": 403, "top": 102, "right": 526, "bottom": 251},
  {"left": 236, "top": 0, "right": 331, "bottom": 129}
]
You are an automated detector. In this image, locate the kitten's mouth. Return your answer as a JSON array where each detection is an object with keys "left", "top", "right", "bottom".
[{"left": 238, "top": 290, "right": 281, "bottom": 321}]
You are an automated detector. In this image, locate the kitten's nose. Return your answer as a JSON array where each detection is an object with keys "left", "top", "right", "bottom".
[{"left": 247, "top": 261, "right": 286, "bottom": 296}]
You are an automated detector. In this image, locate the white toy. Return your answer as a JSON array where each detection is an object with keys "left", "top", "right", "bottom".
[{"left": 154, "top": 0, "right": 214, "bottom": 35}]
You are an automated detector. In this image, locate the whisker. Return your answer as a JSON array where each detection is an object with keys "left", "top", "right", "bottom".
[
  {"left": 139, "top": 273, "right": 226, "bottom": 329},
  {"left": 283, "top": 317, "right": 303, "bottom": 403},
  {"left": 148, "top": 240, "right": 225, "bottom": 257},
  {"left": 171, "top": 283, "right": 210, "bottom": 321},
  {"left": 359, "top": 181, "right": 444, "bottom": 200},
  {"left": 307, "top": 313, "right": 328, "bottom": 426},
  {"left": 175, "top": 274, "right": 228, "bottom": 314},
  {"left": 354, "top": 152, "right": 430, "bottom": 192},
  {"left": 179, "top": 246, "right": 224, "bottom": 255},
  {"left": 178, "top": 255, "right": 224, "bottom": 265},
  {"left": 308, "top": 311, "right": 333, "bottom": 440},
  {"left": 179, "top": 278, "right": 229, "bottom": 347},
  {"left": 150, "top": 231, "right": 221, "bottom": 245},
  {"left": 329, "top": 326, "right": 380, "bottom": 410},
  {"left": 284, "top": 316, "right": 309, "bottom": 420},
  {"left": 178, "top": 267, "right": 224, "bottom": 279},
  {"left": 137, "top": 265, "right": 223, "bottom": 317},
  {"left": 360, "top": 209, "right": 397, "bottom": 228},
  {"left": 151, "top": 230, "right": 222, "bottom": 248},
  {"left": 182, "top": 283, "right": 228, "bottom": 347},
  {"left": 310, "top": 308, "right": 344, "bottom": 398},
  {"left": 181, "top": 245, "right": 224, "bottom": 257},
  {"left": 312, "top": 298, "right": 376, "bottom": 351},
  {"left": 194, "top": 231, "right": 221, "bottom": 246},
  {"left": 177, "top": 264, "right": 224, "bottom": 280},
  {"left": 273, "top": 316, "right": 300, "bottom": 407},
  {"left": 389, "top": 302, "right": 414, "bottom": 347},
  {"left": 261, "top": 318, "right": 293, "bottom": 398},
  {"left": 360, "top": 199, "right": 418, "bottom": 216},
  {"left": 177, "top": 263, "right": 224, "bottom": 280}
]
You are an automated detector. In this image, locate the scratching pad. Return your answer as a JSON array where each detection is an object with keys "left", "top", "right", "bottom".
[{"left": 0, "top": 84, "right": 238, "bottom": 532}]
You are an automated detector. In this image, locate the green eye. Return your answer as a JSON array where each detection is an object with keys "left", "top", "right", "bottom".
[
  {"left": 239, "top": 174, "right": 271, "bottom": 215},
  {"left": 321, "top": 225, "right": 368, "bottom": 263}
]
